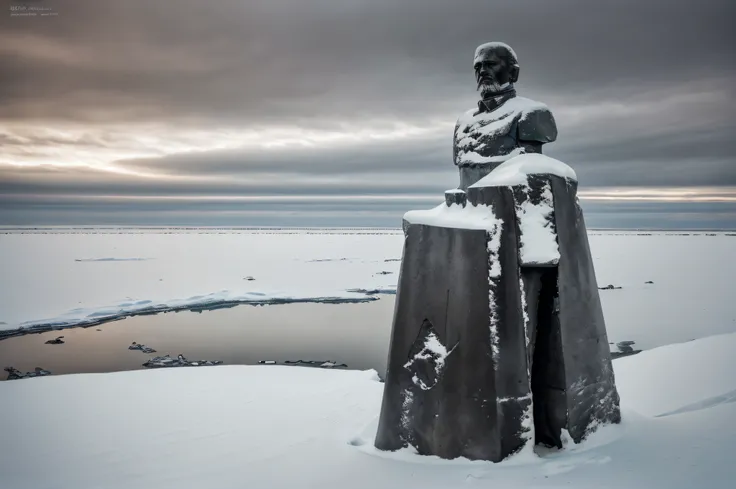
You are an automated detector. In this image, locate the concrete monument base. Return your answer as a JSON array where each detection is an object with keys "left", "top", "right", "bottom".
[{"left": 374, "top": 154, "right": 621, "bottom": 462}]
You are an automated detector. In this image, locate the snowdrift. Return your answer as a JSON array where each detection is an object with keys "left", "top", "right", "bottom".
[{"left": 1, "top": 333, "right": 735, "bottom": 489}]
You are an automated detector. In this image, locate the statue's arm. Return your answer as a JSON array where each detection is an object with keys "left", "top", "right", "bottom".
[{"left": 518, "top": 107, "right": 557, "bottom": 153}]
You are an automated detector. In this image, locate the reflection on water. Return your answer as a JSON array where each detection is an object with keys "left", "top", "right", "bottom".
[{"left": 0, "top": 299, "right": 397, "bottom": 380}]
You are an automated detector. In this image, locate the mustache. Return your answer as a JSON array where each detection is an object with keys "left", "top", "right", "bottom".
[{"left": 477, "top": 76, "right": 502, "bottom": 93}]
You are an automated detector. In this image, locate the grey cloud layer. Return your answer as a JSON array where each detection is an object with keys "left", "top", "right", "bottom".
[{"left": 2, "top": 0, "right": 734, "bottom": 124}]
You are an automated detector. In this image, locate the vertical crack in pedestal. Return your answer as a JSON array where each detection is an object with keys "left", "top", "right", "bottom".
[
  {"left": 519, "top": 272, "right": 535, "bottom": 448},
  {"left": 519, "top": 275, "right": 531, "bottom": 362}
]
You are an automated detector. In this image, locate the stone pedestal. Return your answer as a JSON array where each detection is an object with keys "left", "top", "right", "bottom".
[{"left": 374, "top": 154, "right": 620, "bottom": 462}]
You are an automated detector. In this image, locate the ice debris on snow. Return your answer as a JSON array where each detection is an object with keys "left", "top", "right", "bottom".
[
  {"left": 142, "top": 354, "right": 223, "bottom": 369},
  {"left": 259, "top": 360, "right": 350, "bottom": 369},
  {"left": 283, "top": 360, "right": 349, "bottom": 369},
  {"left": 44, "top": 336, "right": 65, "bottom": 345},
  {"left": 4, "top": 366, "right": 52, "bottom": 380},
  {"left": 345, "top": 287, "right": 396, "bottom": 295},
  {"left": 128, "top": 342, "right": 157, "bottom": 354}
]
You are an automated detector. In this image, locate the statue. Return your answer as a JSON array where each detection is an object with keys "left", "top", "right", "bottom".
[
  {"left": 374, "top": 42, "right": 620, "bottom": 463},
  {"left": 453, "top": 42, "right": 558, "bottom": 190}
]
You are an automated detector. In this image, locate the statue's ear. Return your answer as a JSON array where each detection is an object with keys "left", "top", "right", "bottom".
[{"left": 509, "top": 64, "right": 520, "bottom": 83}]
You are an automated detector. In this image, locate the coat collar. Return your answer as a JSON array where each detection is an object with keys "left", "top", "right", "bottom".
[{"left": 475, "top": 88, "right": 517, "bottom": 115}]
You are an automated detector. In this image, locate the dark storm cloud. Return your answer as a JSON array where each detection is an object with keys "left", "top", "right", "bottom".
[
  {"left": 2, "top": 0, "right": 734, "bottom": 124},
  {"left": 1, "top": 0, "right": 735, "bottom": 226}
]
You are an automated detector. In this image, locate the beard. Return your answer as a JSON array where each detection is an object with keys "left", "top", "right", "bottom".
[{"left": 477, "top": 76, "right": 506, "bottom": 98}]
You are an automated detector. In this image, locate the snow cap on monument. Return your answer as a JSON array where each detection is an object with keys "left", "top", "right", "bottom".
[{"left": 469, "top": 153, "right": 578, "bottom": 188}]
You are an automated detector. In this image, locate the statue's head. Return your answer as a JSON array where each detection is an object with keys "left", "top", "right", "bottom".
[{"left": 473, "top": 42, "right": 519, "bottom": 98}]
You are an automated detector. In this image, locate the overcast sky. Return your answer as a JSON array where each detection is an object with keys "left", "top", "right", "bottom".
[{"left": 1, "top": 0, "right": 734, "bottom": 228}]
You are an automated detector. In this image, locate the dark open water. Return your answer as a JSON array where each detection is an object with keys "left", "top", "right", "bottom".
[
  {"left": 0, "top": 300, "right": 396, "bottom": 379},
  {"left": 0, "top": 296, "right": 646, "bottom": 381}
]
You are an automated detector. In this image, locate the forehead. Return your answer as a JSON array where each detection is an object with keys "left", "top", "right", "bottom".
[{"left": 473, "top": 49, "right": 504, "bottom": 65}]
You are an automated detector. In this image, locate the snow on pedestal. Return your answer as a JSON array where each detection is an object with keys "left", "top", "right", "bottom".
[
  {"left": 376, "top": 153, "right": 619, "bottom": 462},
  {"left": 471, "top": 153, "right": 577, "bottom": 187},
  {"left": 406, "top": 154, "right": 572, "bottom": 268}
]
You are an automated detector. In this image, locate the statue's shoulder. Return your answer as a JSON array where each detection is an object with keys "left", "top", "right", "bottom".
[
  {"left": 452, "top": 109, "right": 479, "bottom": 143},
  {"left": 455, "top": 108, "right": 479, "bottom": 129},
  {"left": 512, "top": 97, "right": 558, "bottom": 143}
]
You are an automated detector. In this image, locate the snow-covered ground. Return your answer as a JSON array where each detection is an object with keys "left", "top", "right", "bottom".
[
  {"left": 0, "top": 229, "right": 734, "bottom": 349},
  {"left": 1, "top": 331, "right": 735, "bottom": 489},
  {"left": 1, "top": 228, "right": 734, "bottom": 487}
]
